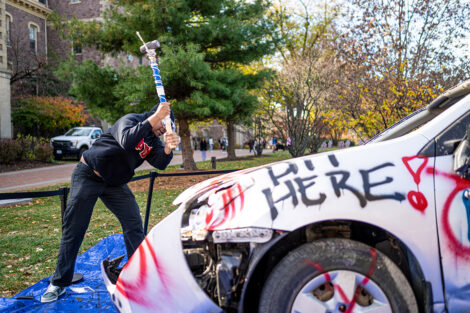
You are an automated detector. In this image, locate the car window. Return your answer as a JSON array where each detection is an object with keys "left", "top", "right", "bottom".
[
  {"left": 92, "top": 130, "right": 101, "bottom": 139},
  {"left": 434, "top": 110, "right": 470, "bottom": 156},
  {"left": 367, "top": 107, "right": 435, "bottom": 144},
  {"left": 65, "top": 128, "right": 92, "bottom": 136}
]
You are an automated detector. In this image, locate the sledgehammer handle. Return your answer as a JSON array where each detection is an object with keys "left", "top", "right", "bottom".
[{"left": 137, "top": 32, "right": 173, "bottom": 134}]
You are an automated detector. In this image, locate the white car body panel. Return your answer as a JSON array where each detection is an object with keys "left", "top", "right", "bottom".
[
  {"left": 103, "top": 93, "right": 470, "bottom": 312},
  {"left": 103, "top": 209, "right": 222, "bottom": 313}
]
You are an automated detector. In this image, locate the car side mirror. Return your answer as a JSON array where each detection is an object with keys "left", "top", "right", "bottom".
[{"left": 453, "top": 125, "right": 470, "bottom": 179}]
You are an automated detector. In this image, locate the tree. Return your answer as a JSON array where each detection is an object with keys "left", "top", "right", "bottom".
[
  {"left": 219, "top": 67, "right": 273, "bottom": 160},
  {"left": 12, "top": 96, "right": 87, "bottom": 138},
  {"left": 262, "top": 50, "right": 336, "bottom": 157},
  {"left": 51, "top": 0, "right": 280, "bottom": 170},
  {"left": 332, "top": 0, "right": 470, "bottom": 138},
  {"left": 8, "top": 33, "right": 69, "bottom": 99},
  {"left": 259, "top": 0, "right": 339, "bottom": 157},
  {"left": 56, "top": 59, "right": 121, "bottom": 123}
]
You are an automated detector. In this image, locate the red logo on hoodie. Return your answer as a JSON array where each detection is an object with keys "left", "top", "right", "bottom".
[{"left": 136, "top": 139, "right": 153, "bottom": 158}]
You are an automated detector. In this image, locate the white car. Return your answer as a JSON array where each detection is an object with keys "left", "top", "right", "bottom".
[
  {"left": 50, "top": 127, "right": 102, "bottom": 160},
  {"left": 102, "top": 80, "right": 470, "bottom": 313}
]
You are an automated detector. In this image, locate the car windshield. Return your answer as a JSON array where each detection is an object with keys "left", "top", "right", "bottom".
[
  {"left": 367, "top": 107, "right": 428, "bottom": 143},
  {"left": 64, "top": 128, "right": 92, "bottom": 136}
]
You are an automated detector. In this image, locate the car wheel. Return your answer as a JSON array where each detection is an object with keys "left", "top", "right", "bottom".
[
  {"left": 78, "top": 147, "right": 88, "bottom": 160},
  {"left": 258, "top": 238, "right": 418, "bottom": 313}
]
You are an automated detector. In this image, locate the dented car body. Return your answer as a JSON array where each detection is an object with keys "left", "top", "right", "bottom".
[{"left": 102, "top": 80, "right": 470, "bottom": 313}]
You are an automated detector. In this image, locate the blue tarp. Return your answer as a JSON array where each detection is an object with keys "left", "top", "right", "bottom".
[{"left": 0, "top": 234, "right": 126, "bottom": 313}]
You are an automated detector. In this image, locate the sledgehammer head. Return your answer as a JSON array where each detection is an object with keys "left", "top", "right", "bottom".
[{"left": 139, "top": 40, "right": 160, "bottom": 53}]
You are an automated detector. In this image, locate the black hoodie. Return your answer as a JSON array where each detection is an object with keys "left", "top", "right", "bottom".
[{"left": 83, "top": 104, "right": 174, "bottom": 186}]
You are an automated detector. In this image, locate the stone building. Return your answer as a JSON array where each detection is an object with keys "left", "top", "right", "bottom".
[
  {"left": 0, "top": 0, "right": 12, "bottom": 138},
  {"left": 0, "top": 0, "right": 106, "bottom": 138}
]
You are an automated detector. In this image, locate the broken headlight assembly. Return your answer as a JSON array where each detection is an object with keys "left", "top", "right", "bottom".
[{"left": 180, "top": 178, "right": 273, "bottom": 311}]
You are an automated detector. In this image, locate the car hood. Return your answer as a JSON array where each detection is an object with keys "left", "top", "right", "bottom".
[
  {"left": 51, "top": 135, "right": 88, "bottom": 141},
  {"left": 174, "top": 135, "right": 434, "bottom": 232}
]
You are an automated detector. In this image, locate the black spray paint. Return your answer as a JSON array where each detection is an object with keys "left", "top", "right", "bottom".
[{"left": 262, "top": 154, "right": 405, "bottom": 221}]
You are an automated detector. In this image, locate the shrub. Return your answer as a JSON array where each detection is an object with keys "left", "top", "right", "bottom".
[
  {"left": 0, "top": 140, "right": 23, "bottom": 164},
  {"left": 35, "top": 144, "right": 54, "bottom": 162},
  {"left": 0, "top": 135, "right": 55, "bottom": 164},
  {"left": 16, "top": 134, "right": 36, "bottom": 159}
]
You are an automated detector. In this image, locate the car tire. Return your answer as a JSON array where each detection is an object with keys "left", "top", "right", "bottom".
[
  {"left": 77, "top": 147, "right": 88, "bottom": 160},
  {"left": 258, "top": 238, "right": 418, "bottom": 313}
]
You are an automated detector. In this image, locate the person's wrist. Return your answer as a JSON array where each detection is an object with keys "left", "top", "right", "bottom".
[{"left": 164, "top": 145, "right": 172, "bottom": 155}]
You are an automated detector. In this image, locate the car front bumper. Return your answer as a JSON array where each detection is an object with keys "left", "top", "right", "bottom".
[
  {"left": 101, "top": 207, "right": 223, "bottom": 313},
  {"left": 53, "top": 146, "right": 79, "bottom": 157}
]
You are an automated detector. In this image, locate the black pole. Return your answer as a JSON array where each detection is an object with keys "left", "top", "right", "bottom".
[
  {"left": 144, "top": 171, "right": 157, "bottom": 235},
  {"left": 59, "top": 186, "right": 68, "bottom": 223},
  {"left": 211, "top": 156, "right": 217, "bottom": 169}
]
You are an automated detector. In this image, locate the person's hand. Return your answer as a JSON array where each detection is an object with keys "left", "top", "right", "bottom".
[
  {"left": 154, "top": 102, "right": 171, "bottom": 120},
  {"left": 148, "top": 102, "right": 171, "bottom": 128},
  {"left": 164, "top": 132, "right": 180, "bottom": 154}
]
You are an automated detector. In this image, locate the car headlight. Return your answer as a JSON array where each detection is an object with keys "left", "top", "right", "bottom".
[{"left": 74, "top": 141, "right": 78, "bottom": 147}]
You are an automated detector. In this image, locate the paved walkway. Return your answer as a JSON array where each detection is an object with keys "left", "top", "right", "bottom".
[{"left": 0, "top": 149, "right": 269, "bottom": 192}]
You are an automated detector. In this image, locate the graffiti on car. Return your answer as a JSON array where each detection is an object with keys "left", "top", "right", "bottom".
[
  {"left": 116, "top": 237, "right": 172, "bottom": 308},
  {"left": 402, "top": 155, "right": 429, "bottom": 213},
  {"left": 205, "top": 183, "right": 245, "bottom": 230},
  {"left": 262, "top": 155, "right": 406, "bottom": 221},
  {"left": 428, "top": 167, "right": 470, "bottom": 259},
  {"left": 302, "top": 247, "right": 378, "bottom": 313}
]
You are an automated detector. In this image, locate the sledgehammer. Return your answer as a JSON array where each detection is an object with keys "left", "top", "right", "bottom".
[{"left": 136, "top": 32, "right": 175, "bottom": 139}]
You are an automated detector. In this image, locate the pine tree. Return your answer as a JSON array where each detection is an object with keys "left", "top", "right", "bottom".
[{"left": 53, "top": 0, "right": 280, "bottom": 169}]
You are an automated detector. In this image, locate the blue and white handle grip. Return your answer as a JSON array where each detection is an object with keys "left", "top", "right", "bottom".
[{"left": 137, "top": 32, "right": 174, "bottom": 134}]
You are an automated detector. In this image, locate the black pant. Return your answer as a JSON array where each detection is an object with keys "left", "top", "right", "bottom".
[{"left": 51, "top": 162, "right": 145, "bottom": 287}]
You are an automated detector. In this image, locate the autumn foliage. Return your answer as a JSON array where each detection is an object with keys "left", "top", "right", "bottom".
[
  {"left": 327, "top": 62, "right": 441, "bottom": 139},
  {"left": 12, "top": 96, "right": 88, "bottom": 138}
]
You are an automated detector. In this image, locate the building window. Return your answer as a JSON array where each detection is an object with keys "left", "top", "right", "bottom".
[
  {"left": 29, "top": 23, "right": 39, "bottom": 52},
  {"left": 38, "top": 0, "right": 46, "bottom": 4},
  {"left": 6, "top": 14, "right": 11, "bottom": 46},
  {"left": 70, "top": 0, "right": 80, "bottom": 3}
]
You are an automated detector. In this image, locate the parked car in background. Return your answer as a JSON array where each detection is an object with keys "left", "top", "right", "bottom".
[
  {"left": 102, "top": 80, "right": 470, "bottom": 313},
  {"left": 50, "top": 127, "right": 102, "bottom": 160}
]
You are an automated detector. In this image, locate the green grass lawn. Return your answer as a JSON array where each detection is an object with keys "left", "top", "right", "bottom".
[{"left": 0, "top": 151, "right": 291, "bottom": 297}]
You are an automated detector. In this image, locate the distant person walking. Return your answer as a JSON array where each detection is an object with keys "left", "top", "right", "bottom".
[
  {"left": 248, "top": 139, "right": 254, "bottom": 153},
  {"left": 200, "top": 137, "right": 208, "bottom": 161},
  {"left": 209, "top": 137, "right": 213, "bottom": 152}
]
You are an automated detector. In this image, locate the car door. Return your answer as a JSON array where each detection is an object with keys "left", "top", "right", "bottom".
[{"left": 431, "top": 110, "right": 470, "bottom": 311}]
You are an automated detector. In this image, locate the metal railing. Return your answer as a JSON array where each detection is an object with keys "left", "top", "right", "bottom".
[{"left": 0, "top": 168, "right": 237, "bottom": 234}]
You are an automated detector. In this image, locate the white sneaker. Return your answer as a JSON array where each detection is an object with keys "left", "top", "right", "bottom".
[{"left": 40, "top": 283, "right": 66, "bottom": 303}]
